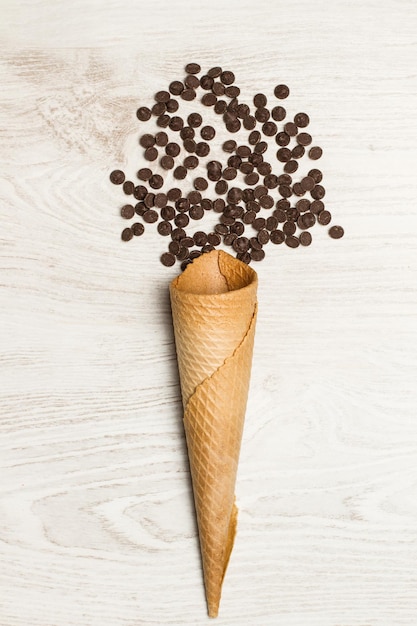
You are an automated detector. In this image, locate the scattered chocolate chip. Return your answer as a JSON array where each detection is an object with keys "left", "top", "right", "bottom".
[
  {"left": 299, "top": 231, "right": 312, "bottom": 246},
  {"left": 201, "top": 126, "right": 216, "bottom": 140},
  {"left": 121, "top": 227, "right": 133, "bottom": 241},
  {"left": 136, "top": 107, "right": 152, "bottom": 121},
  {"left": 137, "top": 168, "right": 152, "bottom": 181},
  {"left": 110, "top": 170, "right": 125, "bottom": 185},
  {"left": 329, "top": 225, "right": 344, "bottom": 238},
  {"left": 274, "top": 84, "right": 290, "bottom": 99},
  {"left": 185, "top": 63, "right": 201, "bottom": 74},
  {"left": 318, "top": 210, "right": 332, "bottom": 225},
  {"left": 161, "top": 252, "right": 176, "bottom": 266},
  {"left": 309, "top": 146, "right": 323, "bottom": 160},
  {"left": 169, "top": 81, "right": 184, "bottom": 95},
  {"left": 174, "top": 166, "right": 187, "bottom": 180}
]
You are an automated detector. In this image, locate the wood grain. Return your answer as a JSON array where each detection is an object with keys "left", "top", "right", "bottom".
[{"left": 1, "top": 1, "right": 417, "bottom": 624}]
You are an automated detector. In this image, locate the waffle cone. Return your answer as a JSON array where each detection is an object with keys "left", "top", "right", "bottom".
[{"left": 170, "top": 250, "right": 258, "bottom": 618}]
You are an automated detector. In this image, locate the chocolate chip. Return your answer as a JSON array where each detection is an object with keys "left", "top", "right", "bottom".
[
  {"left": 194, "top": 177, "right": 208, "bottom": 191},
  {"left": 253, "top": 93, "right": 267, "bottom": 108},
  {"left": 251, "top": 248, "right": 265, "bottom": 261},
  {"left": 285, "top": 235, "right": 299, "bottom": 248},
  {"left": 134, "top": 186, "right": 147, "bottom": 201},
  {"left": 152, "top": 102, "right": 166, "bottom": 116},
  {"left": 254, "top": 142, "right": 268, "bottom": 155},
  {"left": 143, "top": 209, "right": 158, "bottom": 223},
  {"left": 201, "top": 126, "right": 215, "bottom": 140},
  {"left": 181, "top": 126, "right": 195, "bottom": 140},
  {"left": 220, "top": 70, "right": 235, "bottom": 85},
  {"left": 292, "top": 182, "right": 304, "bottom": 196},
  {"left": 230, "top": 221, "right": 244, "bottom": 236},
  {"left": 195, "top": 142, "right": 210, "bottom": 157},
  {"left": 201, "top": 93, "right": 217, "bottom": 107},
  {"left": 189, "top": 205, "right": 204, "bottom": 220},
  {"left": 181, "top": 236, "right": 194, "bottom": 248},
  {"left": 184, "top": 155, "right": 199, "bottom": 169},
  {"left": 208, "top": 66, "right": 222, "bottom": 78},
  {"left": 274, "top": 84, "right": 290, "bottom": 99},
  {"left": 243, "top": 115, "right": 257, "bottom": 130},
  {"left": 169, "top": 116, "right": 184, "bottom": 131},
  {"left": 318, "top": 210, "right": 331, "bottom": 225},
  {"left": 257, "top": 162, "right": 272, "bottom": 176},
  {"left": 188, "top": 112, "right": 202, "bottom": 128},
  {"left": 200, "top": 75, "right": 214, "bottom": 90},
  {"left": 157, "top": 221, "right": 172, "bottom": 236},
  {"left": 137, "top": 168, "right": 152, "bottom": 181},
  {"left": 248, "top": 131, "right": 261, "bottom": 145},
  {"left": 161, "top": 252, "right": 176, "bottom": 266},
  {"left": 136, "top": 107, "right": 152, "bottom": 121},
  {"left": 139, "top": 134, "right": 155, "bottom": 148},
  {"left": 174, "top": 166, "right": 187, "bottom": 180},
  {"left": 185, "top": 74, "right": 200, "bottom": 89},
  {"left": 257, "top": 229, "right": 270, "bottom": 245},
  {"left": 223, "top": 140, "right": 237, "bottom": 153},
  {"left": 294, "top": 112, "right": 310, "bottom": 127},
  {"left": 276, "top": 148, "right": 292, "bottom": 162},
  {"left": 311, "top": 184, "right": 326, "bottom": 200},
  {"left": 177, "top": 247, "right": 190, "bottom": 261},
  {"left": 122, "top": 181, "right": 134, "bottom": 195},
  {"left": 161, "top": 155, "right": 174, "bottom": 170},
  {"left": 240, "top": 162, "right": 254, "bottom": 175},
  {"left": 121, "top": 227, "right": 133, "bottom": 241},
  {"left": 245, "top": 172, "right": 259, "bottom": 186},
  {"left": 297, "top": 132, "right": 312, "bottom": 146},
  {"left": 181, "top": 89, "right": 196, "bottom": 101},
  {"left": 259, "top": 195, "right": 274, "bottom": 209},
  {"left": 308, "top": 200, "right": 323, "bottom": 215},
  {"left": 284, "top": 122, "right": 298, "bottom": 136},
  {"left": 144, "top": 193, "right": 155, "bottom": 208},
  {"left": 308, "top": 169, "right": 323, "bottom": 183},
  {"left": 227, "top": 187, "right": 243, "bottom": 204},
  {"left": 169, "top": 81, "right": 184, "bottom": 95},
  {"left": 174, "top": 213, "right": 190, "bottom": 228},
  {"left": 262, "top": 121, "right": 278, "bottom": 136},
  {"left": 228, "top": 155, "right": 241, "bottom": 169},
  {"left": 301, "top": 176, "right": 315, "bottom": 192},
  {"left": 233, "top": 236, "right": 250, "bottom": 253},
  {"left": 273, "top": 208, "right": 287, "bottom": 223},
  {"left": 215, "top": 223, "right": 229, "bottom": 235},
  {"left": 270, "top": 229, "right": 285, "bottom": 244},
  {"left": 161, "top": 205, "right": 175, "bottom": 220},
  {"left": 185, "top": 63, "right": 201, "bottom": 74},
  {"left": 264, "top": 174, "right": 278, "bottom": 189},
  {"left": 255, "top": 108, "right": 270, "bottom": 123},
  {"left": 212, "top": 82, "right": 226, "bottom": 96},
  {"left": 292, "top": 144, "right": 305, "bottom": 159},
  {"left": 120, "top": 204, "right": 134, "bottom": 219},
  {"left": 183, "top": 139, "right": 196, "bottom": 153},
  {"left": 166, "top": 142, "right": 180, "bottom": 157},
  {"left": 214, "top": 100, "right": 227, "bottom": 114},
  {"left": 329, "top": 225, "right": 344, "bottom": 238},
  {"left": 215, "top": 180, "right": 228, "bottom": 195},
  {"left": 284, "top": 160, "right": 298, "bottom": 174},
  {"left": 149, "top": 174, "right": 163, "bottom": 189},
  {"left": 309, "top": 146, "right": 323, "bottom": 160},
  {"left": 223, "top": 167, "right": 237, "bottom": 180},
  {"left": 226, "top": 118, "right": 241, "bottom": 133},
  {"left": 157, "top": 114, "right": 170, "bottom": 127},
  {"left": 272, "top": 106, "right": 286, "bottom": 121},
  {"left": 193, "top": 231, "right": 208, "bottom": 246},
  {"left": 130, "top": 223, "right": 144, "bottom": 237},
  {"left": 145, "top": 147, "right": 158, "bottom": 161},
  {"left": 167, "top": 188, "right": 182, "bottom": 202},
  {"left": 152, "top": 193, "right": 166, "bottom": 209},
  {"left": 299, "top": 231, "right": 312, "bottom": 246},
  {"left": 283, "top": 221, "right": 296, "bottom": 235},
  {"left": 276, "top": 132, "right": 290, "bottom": 147},
  {"left": 171, "top": 227, "right": 186, "bottom": 241}
]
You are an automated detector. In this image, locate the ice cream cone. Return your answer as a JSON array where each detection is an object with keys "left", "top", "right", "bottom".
[{"left": 170, "top": 250, "right": 258, "bottom": 618}]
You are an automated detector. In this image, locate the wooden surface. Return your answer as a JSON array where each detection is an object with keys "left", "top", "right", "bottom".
[{"left": 1, "top": 1, "right": 417, "bottom": 624}]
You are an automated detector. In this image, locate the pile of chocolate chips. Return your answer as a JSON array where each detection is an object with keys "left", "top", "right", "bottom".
[{"left": 110, "top": 63, "right": 344, "bottom": 269}]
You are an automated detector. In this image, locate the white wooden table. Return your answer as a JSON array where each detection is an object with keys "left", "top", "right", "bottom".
[{"left": 1, "top": 1, "right": 417, "bottom": 624}]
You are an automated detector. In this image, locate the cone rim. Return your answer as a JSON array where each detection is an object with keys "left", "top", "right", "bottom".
[{"left": 170, "top": 249, "right": 257, "bottom": 299}]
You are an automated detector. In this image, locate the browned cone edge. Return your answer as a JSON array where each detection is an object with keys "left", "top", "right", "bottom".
[{"left": 169, "top": 250, "right": 258, "bottom": 617}]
